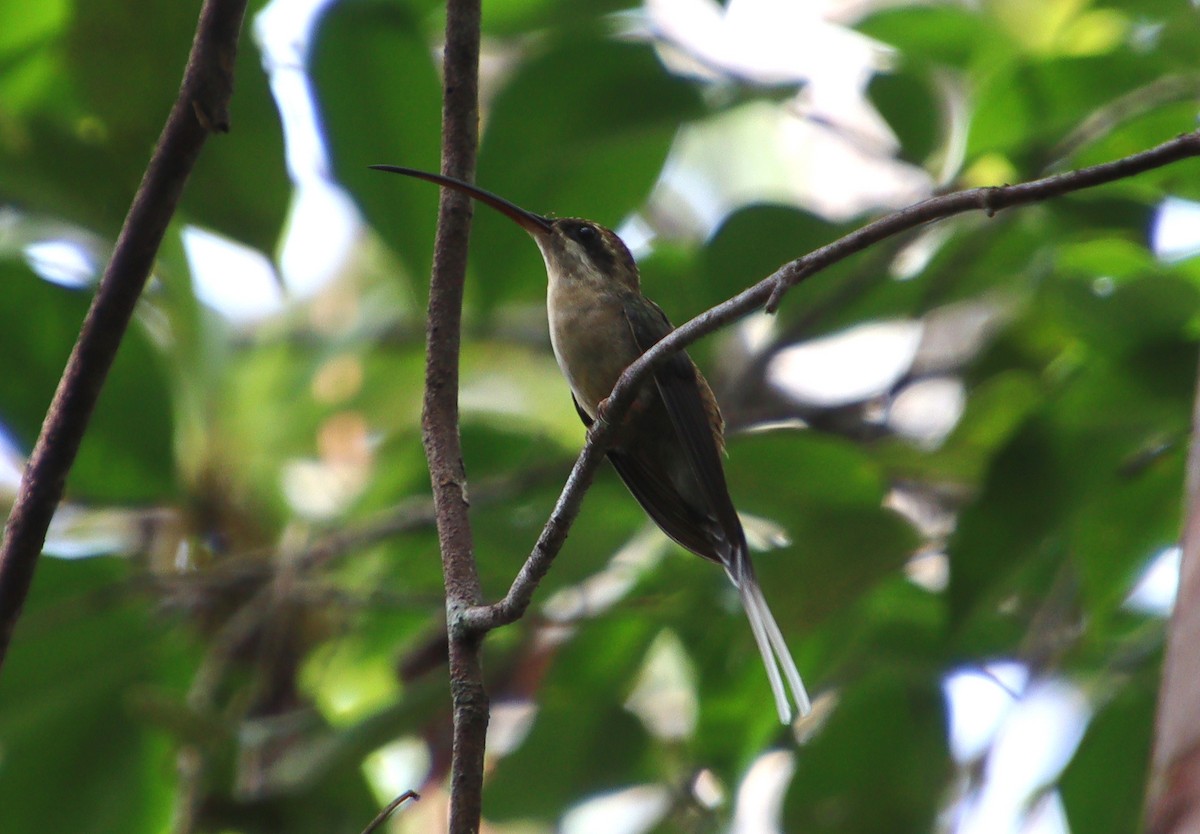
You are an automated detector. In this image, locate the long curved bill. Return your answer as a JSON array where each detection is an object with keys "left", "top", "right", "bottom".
[{"left": 369, "top": 165, "right": 553, "bottom": 236}]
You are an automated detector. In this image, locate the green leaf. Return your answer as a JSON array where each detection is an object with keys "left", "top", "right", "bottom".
[
  {"left": 948, "top": 413, "right": 1073, "bottom": 626},
  {"left": 310, "top": 0, "right": 442, "bottom": 304},
  {"left": 697, "top": 204, "right": 853, "bottom": 326},
  {"left": 879, "top": 371, "right": 1044, "bottom": 485},
  {"left": 785, "top": 672, "right": 949, "bottom": 834},
  {"left": 1060, "top": 680, "right": 1155, "bottom": 834},
  {"left": 181, "top": 40, "right": 290, "bottom": 253},
  {"left": 869, "top": 68, "right": 941, "bottom": 165},
  {"left": 0, "top": 559, "right": 180, "bottom": 833},
  {"left": 483, "top": 615, "right": 655, "bottom": 821},
  {"left": 0, "top": 262, "right": 175, "bottom": 501},
  {"left": 1052, "top": 274, "right": 1200, "bottom": 357},
  {"left": 470, "top": 27, "right": 703, "bottom": 311},
  {"left": 726, "top": 429, "right": 918, "bottom": 628},
  {"left": 0, "top": 0, "right": 287, "bottom": 251},
  {"left": 480, "top": 0, "right": 633, "bottom": 36},
  {"left": 1069, "top": 103, "right": 1200, "bottom": 203},
  {"left": 859, "top": 6, "right": 1010, "bottom": 72}
]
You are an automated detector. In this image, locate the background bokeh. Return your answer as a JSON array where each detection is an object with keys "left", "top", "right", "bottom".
[{"left": 2, "top": 0, "right": 1199, "bottom": 832}]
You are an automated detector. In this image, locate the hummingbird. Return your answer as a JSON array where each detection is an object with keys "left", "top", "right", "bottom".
[{"left": 372, "top": 165, "right": 811, "bottom": 723}]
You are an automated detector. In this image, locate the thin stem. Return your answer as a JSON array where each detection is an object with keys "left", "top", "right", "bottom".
[
  {"left": 422, "top": 0, "right": 488, "bottom": 832},
  {"left": 0, "top": 0, "right": 248, "bottom": 675},
  {"left": 359, "top": 790, "right": 420, "bottom": 834}
]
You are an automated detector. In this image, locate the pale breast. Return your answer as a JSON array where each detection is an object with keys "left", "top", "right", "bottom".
[{"left": 547, "top": 286, "right": 641, "bottom": 419}]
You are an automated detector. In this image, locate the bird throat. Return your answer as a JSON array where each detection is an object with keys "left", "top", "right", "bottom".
[{"left": 546, "top": 280, "right": 640, "bottom": 420}]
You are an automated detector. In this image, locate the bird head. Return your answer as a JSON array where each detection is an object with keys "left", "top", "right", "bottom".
[{"left": 371, "top": 165, "right": 640, "bottom": 293}]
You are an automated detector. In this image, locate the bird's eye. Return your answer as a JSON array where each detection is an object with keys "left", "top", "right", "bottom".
[{"left": 561, "top": 221, "right": 617, "bottom": 271}]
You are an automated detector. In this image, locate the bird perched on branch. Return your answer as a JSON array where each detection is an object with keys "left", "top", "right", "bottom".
[{"left": 373, "top": 165, "right": 811, "bottom": 723}]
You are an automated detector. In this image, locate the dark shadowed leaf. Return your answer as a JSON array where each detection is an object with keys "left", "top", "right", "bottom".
[
  {"left": 1060, "top": 677, "right": 1156, "bottom": 834},
  {"left": 785, "top": 672, "right": 949, "bottom": 834},
  {"left": 0, "top": 559, "right": 182, "bottom": 833}
]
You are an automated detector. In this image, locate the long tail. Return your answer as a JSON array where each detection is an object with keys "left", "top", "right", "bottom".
[{"left": 733, "top": 564, "right": 811, "bottom": 723}]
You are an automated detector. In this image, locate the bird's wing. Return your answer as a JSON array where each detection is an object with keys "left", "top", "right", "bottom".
[
  {"left": 619, "top": 296, "right": 745, "bottom": 556},
  {"left": 572, "top": 394, "right": 717, "bottom": 559},
  {"left": 616, "top": 302, "right": 810, "bottom": 722}
]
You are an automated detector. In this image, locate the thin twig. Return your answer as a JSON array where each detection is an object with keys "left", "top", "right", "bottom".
[
  {"left": 358, "top": 790, "right": 420, "bottom": 834},
  {"left": 464, "top": 128, "right": 1200, "bottom": 633},
  {"left": 0, "top": 0, "right": 249, "bottom": 675}
]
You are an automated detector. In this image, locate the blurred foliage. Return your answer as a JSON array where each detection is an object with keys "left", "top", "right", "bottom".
[{"left": 1, "top": 0, "right": 1198, "bottom": 832}]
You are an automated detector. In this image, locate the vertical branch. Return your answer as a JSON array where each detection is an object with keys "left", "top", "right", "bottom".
[
  {"left": 423, "top": 0, "right": 487, "bottom": 832},
  {"left": 0, "top": 0, "right": 248, "bottom": 674},
  {"left": 1147, "top": 354, "right": 1200, "bottom": 833}
]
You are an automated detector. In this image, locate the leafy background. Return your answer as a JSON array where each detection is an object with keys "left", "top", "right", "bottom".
[{"left": 1, "top": 0, "right": 1198, "bottom": 832}]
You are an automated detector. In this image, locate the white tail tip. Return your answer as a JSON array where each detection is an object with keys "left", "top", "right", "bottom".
[{"left": 738, "top": 579, "right": 811, "bottom": 723}]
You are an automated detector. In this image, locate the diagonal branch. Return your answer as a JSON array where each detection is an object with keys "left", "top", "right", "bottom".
[
  {"left": 463, "top": 128, "right": 1200, "bottom": 633},
  {"left": 0, "top": 0, "right": 249, "bottom": 675}
]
